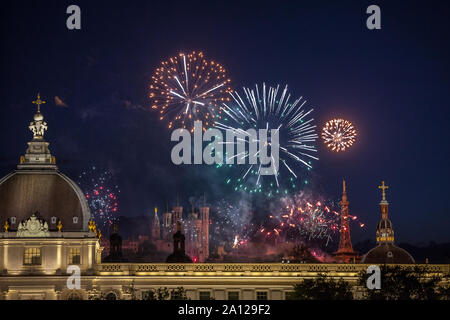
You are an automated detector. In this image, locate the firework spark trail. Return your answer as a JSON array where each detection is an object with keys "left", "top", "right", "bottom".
[
  {"left": 78, "top": 167, "right": 120, "bottom": 231},
  {"left": 322, "top": 118, "right": 357, "bottom": 152},
  {"left": 150, "top": 51, "right": 232, "bottom": 131},
  {"left": 216, "top": 83, "right": 318, "bottom": 194}
]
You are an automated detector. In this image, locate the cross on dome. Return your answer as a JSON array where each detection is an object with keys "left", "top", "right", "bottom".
[{"left": 378, "top": 181, "right": 389, "bottom": 201}]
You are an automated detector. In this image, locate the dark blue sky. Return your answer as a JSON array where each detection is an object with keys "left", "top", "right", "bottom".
[{"left": 1, "top": 0, "right": 449, "bottom": 244}]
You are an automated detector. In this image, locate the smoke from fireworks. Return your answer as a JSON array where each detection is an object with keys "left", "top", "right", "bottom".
[
  {"left": 216, "top": 83, "right": 318, "bottom": 195},
  {"left": 78, "top": 167, "right": 120, "bottom": 231},
  {"left": 322, "top": 119, "right": 357, "bottom": 152},
  {"left": 150, "top": 51, "right": 232, "bottom": 131}
]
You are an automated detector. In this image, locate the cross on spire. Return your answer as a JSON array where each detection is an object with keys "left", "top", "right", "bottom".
[
  {"left": 32, "top": 93, "right": 46, "bottom": 113},
  {"left": 378, "top": 181, "right": 389, "bottom": 201}
]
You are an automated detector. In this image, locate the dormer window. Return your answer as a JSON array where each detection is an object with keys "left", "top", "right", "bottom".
[
  {"left": 51, "top": 216, "right": 57, "bottom": 224},
  {"left": 73, "top": 216, "right": 79, "bottom": 224}
]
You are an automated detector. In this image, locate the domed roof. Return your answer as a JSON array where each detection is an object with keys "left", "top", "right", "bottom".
[
  {"left": 0, "top": 169, "right": 91, "bottom": 232},
  {"left": 361, "top": 243, "right": 415, "bottom": 264}
]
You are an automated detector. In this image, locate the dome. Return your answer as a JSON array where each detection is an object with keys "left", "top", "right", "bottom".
[
  {"left": 361, "top": 243, "right": 415, "bottom": 264},
  {"left": 0, "top": 169, "right": 91, "bottom": 232}
]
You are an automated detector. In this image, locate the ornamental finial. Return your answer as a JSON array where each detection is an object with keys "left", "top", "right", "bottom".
[
  {"left": 378, "top": 181, "right": 389, "bottom": 201},
  {"left": 29, "top": 93, "right": 48, "bottom": 139}
]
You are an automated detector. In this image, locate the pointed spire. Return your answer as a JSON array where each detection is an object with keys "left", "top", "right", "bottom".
[{"left": 342, "top": 179, "right": 347, "bottom": 202}]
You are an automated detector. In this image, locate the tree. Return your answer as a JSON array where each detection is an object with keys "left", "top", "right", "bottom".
[
  {"left": 358, "top": 265, "right": 446, "bottom": 300},
  {"left": 142, "top": 287, "right": 189, "bottom": 300},
  {"left": 290, "top": 274, "right": 353, "bottom": 300}
]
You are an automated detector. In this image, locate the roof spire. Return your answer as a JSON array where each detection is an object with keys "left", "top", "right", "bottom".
[{"left": 342, "top": 179, "right": 347, "bottom": 202}]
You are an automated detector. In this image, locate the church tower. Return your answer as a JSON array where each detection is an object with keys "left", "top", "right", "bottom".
[
  {"left": 151, "top": 207, "right": 161, "bottom": 240},
  {"left": 334, "top": 180, "right": 358, "bottom": 263},
  {"left": 172, "top": 206, "right": 183, "bottom": 231},
  {"left": 360, "top": 181, "right": 415, "bottom": 264},
  {"left": 162, "top": 204, "right": 173, "bottom": 239},
  {"left": 376, "top": 181, "right": 395, "bottom": 243}
]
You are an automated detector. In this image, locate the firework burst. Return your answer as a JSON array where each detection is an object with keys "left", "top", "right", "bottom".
[
  {"left": 150, "top": 51, "right": 232, "bottom": 131},
  {"left": 78, "top": 167, "right": 120, "bottom": 231},
  {"left": 216, "top": 83, "right": 318, "bottom": 195},
  {"left": 260, "top": 192, "right": 365, "bottom": 247},
  {"left": 211, "top": 199, "right": 253, "bottom": 248},
  {"left": 322, "top": 118, "right": 357, "bottom": 152}
]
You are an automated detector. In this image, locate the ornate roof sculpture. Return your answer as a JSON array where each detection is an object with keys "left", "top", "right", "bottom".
[{"left": 16, "top": 212, "right": 50, "bottom": 237}]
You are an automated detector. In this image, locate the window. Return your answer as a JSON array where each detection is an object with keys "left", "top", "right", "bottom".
[
  {"left": 69, "top": 248, "right": 81, "bottom": 264},
  {"left": 73, "top": 216, "right": 79, "bottom": 224},
  {"left": 228, "top": 291, "right": 239, "bottom": 300},
  {"left": 199, "top": 291, "right": 211, "bottom": 300},
  {"left": 24, "top": 248, "right": 41, "bottom": 265},
  {"left": 256, "top": 291, "right": 268, "bottom": 300},
  {"left": 51, "top": 216, "right": 57, "bottom": 224},
  {"left": 10, "top": 217, "right": 16, "bottom": 224}
]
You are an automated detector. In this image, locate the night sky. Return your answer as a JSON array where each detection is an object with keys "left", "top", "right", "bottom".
[{"left": 1, "top": 0, "right": 449, "bottom": 244}]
